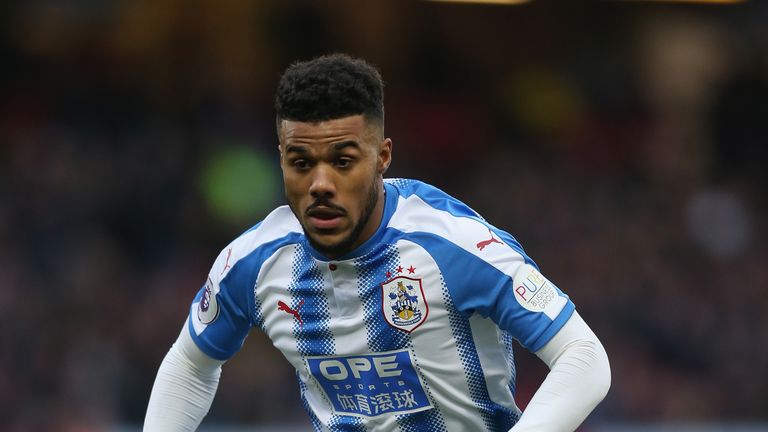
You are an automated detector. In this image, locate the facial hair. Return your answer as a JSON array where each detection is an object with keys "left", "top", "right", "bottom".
[{"left": 302, "top": 176, "right": 381, "bottom": 258}]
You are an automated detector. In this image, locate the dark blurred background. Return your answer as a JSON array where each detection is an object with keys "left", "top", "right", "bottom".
[{"left": 2, "top": 0, "right": 767, "bottom": 430}]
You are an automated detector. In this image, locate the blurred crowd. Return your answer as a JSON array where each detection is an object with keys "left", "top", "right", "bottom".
[{"left": 1, "top": 0, "right": 767, "bottom": 430}]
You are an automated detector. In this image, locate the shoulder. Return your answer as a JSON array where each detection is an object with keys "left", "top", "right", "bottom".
[
  {"left": 385, "top": 178, "right": 482, "bottom": 219},
  {"left": 385, "top": 177, "right": 533, "bottom": 266},
  {"left": 209, "top": 205, "right": 303, "bottom": 284},
  {"left": 385, "top": 177, "right": 485, "bottom": 234}
]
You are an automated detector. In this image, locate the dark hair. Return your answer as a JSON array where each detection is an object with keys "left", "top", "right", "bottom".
[{"left": 274, "top": 53, "right": 384, "bottom": 128}]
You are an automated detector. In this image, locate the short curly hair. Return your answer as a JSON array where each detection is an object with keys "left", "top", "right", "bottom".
[{"left": 274, "top": 53, "right": 384, "bottom": 129}]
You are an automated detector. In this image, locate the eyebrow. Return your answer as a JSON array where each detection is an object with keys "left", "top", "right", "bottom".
[
  {"left": 284, "top": 144, "right": 309, "bottom": 155},
  {"left": 331, "top": 141, "right": 361, "bottom": 152},
  {"left": 284, "top": 141, "right": 361, "bottom": 155}
]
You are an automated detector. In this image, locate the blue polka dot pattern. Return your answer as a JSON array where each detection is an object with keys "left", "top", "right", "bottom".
[
  {"left": 441, "top": 274, "right": 520, "bottom": 430},
  {"left": 355, "top": 244, "right": 409, "bottom": 352},
  {"left": 290, "top": 245, "right": 334, "bottom": 356},
  {"left": 396, "top": 407, "right": 447, "bottom": 432},
  {"left": 384, "top": 178, "right": 415, "bottom": 190},
  {"left": 394, "top": 339, "right": 448, "bottom": 432},
  {"left": 501, "top": 331, "right": 518, "bottom": 397},
  {"left": 252, "top": 285, "right": 265, "bottom": 331},
  {"left": 327, "top": 414, "right": 365, "bottom": 432}
]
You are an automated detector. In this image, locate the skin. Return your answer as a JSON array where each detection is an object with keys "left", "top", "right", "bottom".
[{"left": 278, "top": 114, "right": 393, "bottom": 259}]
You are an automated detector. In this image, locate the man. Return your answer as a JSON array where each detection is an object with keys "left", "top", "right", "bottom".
[{"left": 145, "top": 54, "right": 610, "bottom": 431}]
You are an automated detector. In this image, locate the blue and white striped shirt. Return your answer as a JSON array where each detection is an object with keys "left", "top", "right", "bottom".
[{"left": 188, "top": 178, "right": 575, "bottom": 431}]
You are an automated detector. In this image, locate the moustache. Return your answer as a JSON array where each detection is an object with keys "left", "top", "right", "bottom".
[{"left": 305, "top": 199, "right": 347, "bottom": 216}]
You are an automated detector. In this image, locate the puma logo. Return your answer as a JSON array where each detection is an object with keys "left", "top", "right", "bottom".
[
  {"left": 219, "top": 248, "right": 233, "bottom": 277},
  {"left": 277, "top": 299, "right": 305, "bottom": 326},
  {"left": 476, "top": 229, "right": 503, "bottom": 251}
]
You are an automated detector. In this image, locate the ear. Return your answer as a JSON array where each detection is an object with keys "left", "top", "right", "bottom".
[
  {"left": 278, "top": 143, "right": 284, "bottom": 164},
  {"left": 378, "top": 138, "right": 393, "bottom": 174}
]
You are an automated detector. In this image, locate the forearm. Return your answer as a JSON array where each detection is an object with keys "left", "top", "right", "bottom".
[
  {"left": 511, "top": 312, "right": 611, "bottom": 432},
  {"left": 144, "top": 325, "right": 225, "bottom": 431}
]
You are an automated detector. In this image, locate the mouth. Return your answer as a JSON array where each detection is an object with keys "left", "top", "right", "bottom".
[{"left": 306, "top": 205, "right": 346, "bottom": 231}]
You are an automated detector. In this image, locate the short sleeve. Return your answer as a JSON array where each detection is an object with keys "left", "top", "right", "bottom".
[
  {"left": 491, "top": 262, "right": 575, "bottom": 351},
  {"left": 187, "top": 247, "right": 254, "bottom": 361},
  {"left": 413, "top": 228, "right": 575, "bottom": 352}
]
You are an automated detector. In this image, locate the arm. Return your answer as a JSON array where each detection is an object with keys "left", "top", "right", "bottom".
[
  {"left": 510, "top": 311, "right": 611, "bottom": 432},
  {"left": 144, "top": 325, "right": 225, "bottom": 431}
]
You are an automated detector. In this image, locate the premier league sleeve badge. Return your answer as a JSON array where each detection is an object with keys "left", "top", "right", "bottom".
[{"left": 197, "top": 277, "right": 220, "bottom": 325}]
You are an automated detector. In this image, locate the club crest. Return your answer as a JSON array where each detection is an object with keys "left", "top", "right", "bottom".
[{"left": 381, "top": 276, "right": 428, "bottom": 333}]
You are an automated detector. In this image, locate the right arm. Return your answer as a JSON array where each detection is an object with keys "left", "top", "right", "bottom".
[
  {"left": 145, "top": 216, "right": 296, "bottom": 430},
  {"left": 144, "top": 240, "right": 256, "bottom": 430},
  {"left": 143, "top": 325, "right": 225, "bottom": 431}
]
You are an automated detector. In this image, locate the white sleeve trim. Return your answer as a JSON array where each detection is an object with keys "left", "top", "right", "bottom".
[
  {"left": 510, "top": 311, "right": 611, "bottom": 432},
  {"left": 144, "top": 324, "right": 225, "bottom": 431}
]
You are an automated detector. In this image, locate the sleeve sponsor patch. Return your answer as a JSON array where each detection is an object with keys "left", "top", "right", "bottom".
[{"left": 512, "top": 264, "right": 566, "bottom": 320}]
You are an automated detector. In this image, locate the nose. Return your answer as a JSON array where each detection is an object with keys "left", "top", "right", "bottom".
[{"left": 308, "top": 164, "right": 336, "bottom": 200}]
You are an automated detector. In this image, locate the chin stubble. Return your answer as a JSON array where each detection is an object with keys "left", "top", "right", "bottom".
[{"left": 308, "top": 177, "right": 380, "bottom": 257}]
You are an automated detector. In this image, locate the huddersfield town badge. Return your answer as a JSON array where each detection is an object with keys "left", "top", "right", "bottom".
[{"left": 381, "top": 276, "right": 428, "bottom": 333}]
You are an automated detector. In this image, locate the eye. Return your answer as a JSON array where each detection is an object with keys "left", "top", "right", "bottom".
[
  {"left": 292, "top": 159, "right": 311, "bottom": 170},
  {"left": 335, "top": 157, "right": 354, "bottom": 169}
]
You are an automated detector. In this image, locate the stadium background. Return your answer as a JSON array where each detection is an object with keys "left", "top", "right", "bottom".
[{"left": 1, "top": 0, "right": 767, "bottom": 430}]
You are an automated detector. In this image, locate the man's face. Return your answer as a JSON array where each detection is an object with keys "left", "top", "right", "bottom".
[{"left": 279, "top": 115, "right": 392, "bottom": 259}]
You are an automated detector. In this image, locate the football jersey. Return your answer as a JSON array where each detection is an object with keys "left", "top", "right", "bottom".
[{"left": 188, "top": 178, "right": 575, "bottom": 432}]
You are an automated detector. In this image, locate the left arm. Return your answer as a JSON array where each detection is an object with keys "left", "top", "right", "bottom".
[{"left": 510, "top": 311, "right": 611, "bottom": 431}]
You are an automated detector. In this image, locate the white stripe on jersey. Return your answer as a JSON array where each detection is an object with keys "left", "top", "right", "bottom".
[
  {"left": 393, "top": 239, "right": 495, "bottom": 430},
  {"left": 387, "top": 193, "right": 526, "bottom": 276},
  {"left": 469, "top": 315, "right": 518, "bottom": 409},
  {"left": 256, "top": 243, "right": 301, "bottom": 350},
  {"left": 388, "top": 193, "right": 567, "bottom": 321},
  {"left": 212, "top": 206, "right": 301, "bottom": 287}
]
